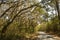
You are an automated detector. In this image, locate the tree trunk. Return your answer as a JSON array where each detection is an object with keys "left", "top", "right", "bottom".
[{"left": 55, "top": 0, "right": 60, "bottom": 24}]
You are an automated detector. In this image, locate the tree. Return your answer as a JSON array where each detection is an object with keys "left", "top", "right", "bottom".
[
  {"left": 0, "top": 0, "right": 59, "bottom": 40},
  {"left": 55, "top": 0, "right": 60, "bottom": 24},
  {"left": 0, "top": 0, "right": 45, "bottom": 39}
]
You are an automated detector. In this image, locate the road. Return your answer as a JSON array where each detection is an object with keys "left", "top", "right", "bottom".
[{"left": 33, "top": 31, "right": 60, "bottom": 40}]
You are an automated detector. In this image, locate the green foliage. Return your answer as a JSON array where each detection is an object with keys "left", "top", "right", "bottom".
[
  {"left": 46, "top": 17, "right": 60, "bottom": 33},
  {"left": 35, "top": 7, "right": 47, "bottom": 14},
  {"left": 0, "top": 0, "right": 60, "bottom": 40}
]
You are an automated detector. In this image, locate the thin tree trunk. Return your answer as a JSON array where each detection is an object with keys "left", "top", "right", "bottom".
[{"left": 55, "top": 0, "right": 60, "bottom": 24}]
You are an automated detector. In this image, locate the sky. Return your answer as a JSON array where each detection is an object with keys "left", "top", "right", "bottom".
[{"left": 38, "top": 0, "right": 41, "bottom": 2}]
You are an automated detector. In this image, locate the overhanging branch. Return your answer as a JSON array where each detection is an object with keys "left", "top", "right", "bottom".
[{"left": 1, "top": 2, "right": 42, "bottom": 33}]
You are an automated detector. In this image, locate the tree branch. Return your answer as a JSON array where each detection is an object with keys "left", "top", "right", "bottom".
[
  {"left": 0, "top": 2, "right": 23, "bottom": 18},
  {"left": 1, "top": 2, "right": 42, "bottom": 33}
]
